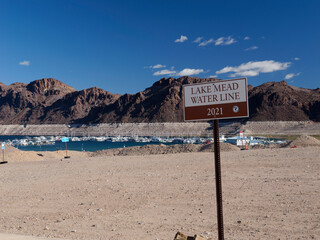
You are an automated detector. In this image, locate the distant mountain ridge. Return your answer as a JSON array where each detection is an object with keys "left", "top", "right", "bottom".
[
  {"left": 0, "top": 77, "right": 319, "bottom": 124},
  {"left": 249, "top": 81, "right": 320, "bottom": 121},
  {"left": 0, "top": 78, "right": 120, "bottom": 124}
]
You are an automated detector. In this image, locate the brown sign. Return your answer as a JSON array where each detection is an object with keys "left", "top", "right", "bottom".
[{"left": 183, "top": 78, "right": 249, "bottom": 121}]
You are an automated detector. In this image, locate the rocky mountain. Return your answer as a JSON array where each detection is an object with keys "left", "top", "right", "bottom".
[
  {"left": 0, "top": 77, "right": 319, "bottom": 124},
  {"left": 248, "top": 81, "right": 320, "bottom": 121},
  {"left": 0, "top": 78, "right": 120, "bottom": 124},
  {"left": 0, "top": 78, "right": 75, "bottom": 124},
  {"left": 80, "top": 77, "right": 320, "bottom": 123},
  {"left": 78, "top": 76, "right": 210, "bottom": 123},
  {"left": 39, "top": 87, "right": 120, "bottom": 123}
]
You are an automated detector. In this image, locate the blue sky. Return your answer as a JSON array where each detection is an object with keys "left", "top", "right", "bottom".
[{"left": 0, "top": 0, "right": 319, "bottom": 94}]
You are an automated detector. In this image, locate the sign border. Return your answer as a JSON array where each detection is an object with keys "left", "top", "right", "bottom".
[{"left": 183, "top": 78, "right": 249, "bottom": 121}]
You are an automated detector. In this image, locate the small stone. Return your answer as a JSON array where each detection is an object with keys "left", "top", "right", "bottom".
[
  {"left": 237, "top": 220, "right": 241, "bottom": 224},
  {"left": 44, "top": 226, "right": 49, "bottom": 230},
  {"left": 71, "top": 230, "right": 76, "bottom": 233}
]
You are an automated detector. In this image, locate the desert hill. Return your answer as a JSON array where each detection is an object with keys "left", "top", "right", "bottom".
[
  {"left": 249, "top": 80, "right": 320, "bottom": 121},
  {"left": 0, "top": 78, "right": 75, "bottom": 124},
  {"left": 79, "top": 76, "right": 209, "bottom": 123},
  {"left": 0, "top": 78, "right": 120, "bottom": 124},
  {"left": 0, "top": 77, "right": 319, "bottom": 124},
  {"left": 81, "top": 77, "right": 320, "bottom": 123},
  {"left": 39, "top": 87, "right": 120, "bottom": 123}
]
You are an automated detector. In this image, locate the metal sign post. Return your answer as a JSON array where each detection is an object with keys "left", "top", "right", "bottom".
[
  {"left": 183, "top": 78, "right": 249, "bottom": 240},
  {"left": 0, "top": 142, "right": 7, "bottom": 164},
  {"left": 61, "top": 137, "right": 70, "bottom": 158},
  {"left": 240, "top": 131, "right": 244, "bottom": 150},
  {"left": 213, "top": 119, "right": 224, "bottom": 240}
]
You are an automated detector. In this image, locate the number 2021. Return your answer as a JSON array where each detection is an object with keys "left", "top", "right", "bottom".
[{"left": 207, "top": 107, "right": 223, "bottom": 116}]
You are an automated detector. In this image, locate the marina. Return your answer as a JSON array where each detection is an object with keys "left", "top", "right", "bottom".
[{"left": 1, "top": 134, "right": 286, "bottom": 152}]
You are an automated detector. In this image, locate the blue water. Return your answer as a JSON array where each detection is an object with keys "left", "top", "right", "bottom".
[
  {"left": 16, "top": 141, "right": 169, "bottom": 152},
  {"left": 0, "top": 136, "right": 176, "bottom": 152}
]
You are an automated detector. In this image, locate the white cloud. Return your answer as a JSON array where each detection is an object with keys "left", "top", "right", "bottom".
[
  {"left": 175, "top": 35, "right": 188, "bottom": 43},
  {"left": 150, "top": 64, "right": 166, "bottom": 69},
  {"left": 193, "top": 37, "right": 203, "bottom": 43},
  {"left": 230, "top": 70, "right": 259, "bottom": 77},
  {"left": 19, "top": 60, "right": 30, "bottom": 66},
  {"left": 294, "top": 57, "right": 300, "bottom": 61},
  {"left": 285, "top": 72, "right": 301, "bottom": 80},
  {"left": 244, "top": 36, "right": 250, "bottom": 40},
  {"left": 177, "top": 68, "right": 204, "bottom": 76},
  {"left": 199, "top": 38, "right": 214, "bottom": 46},
  {"left": 151, "top": 67, "right": 206, "bottom": 77},
  {"left": 245, "top": 46, "right": 258, "bottom": 51},
  {"left": 216, "top": 60, "right": 291, "bottom": 77},
  {"left": 215, "top": 36, "right": 236, "bottom": 46},
  {"left": 153, "top": 69, "right": 177, "bottom": 76},
  {"left": 209, "top": 75, "right": 218, "bottom": 78}
]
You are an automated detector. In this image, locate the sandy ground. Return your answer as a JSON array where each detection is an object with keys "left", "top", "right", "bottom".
[
  {"left": 0, "top": 147, "right": 319, "bottom": 240},
  {"left": 0, "top": 233, "right": 65, "bottom": 240}
]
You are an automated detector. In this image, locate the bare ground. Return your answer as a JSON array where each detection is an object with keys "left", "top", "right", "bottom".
[{"left": 0, "top": 147, "right": 319, "bottom": 240}]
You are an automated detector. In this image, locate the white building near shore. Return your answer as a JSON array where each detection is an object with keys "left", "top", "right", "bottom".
[{"left": 225, "top": 136, "right": 262, "bottom": 146}]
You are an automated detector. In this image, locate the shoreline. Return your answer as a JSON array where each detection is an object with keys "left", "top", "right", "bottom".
[{"left": 0, "top": 121, "right": 319, "bottom": 137}]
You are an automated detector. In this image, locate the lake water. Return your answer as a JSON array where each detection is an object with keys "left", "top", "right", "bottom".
[
  {"left": 19, "top": 141, "right": 170, "bottom": 152},
  {"left": 0, "top": 136, "right": 176, "bottom": 152}
]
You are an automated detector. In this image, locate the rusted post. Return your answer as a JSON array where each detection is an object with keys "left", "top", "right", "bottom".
[{"left": 213, "top": 119, "right": 224, "bottom": 240}]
